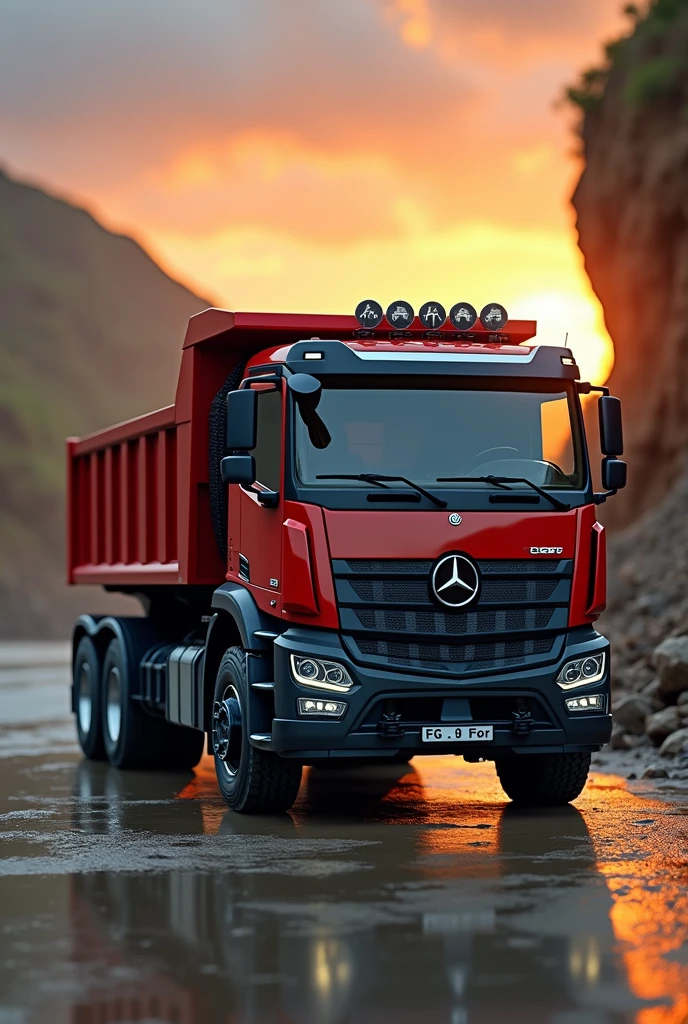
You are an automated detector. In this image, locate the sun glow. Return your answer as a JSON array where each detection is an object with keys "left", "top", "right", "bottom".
[{"left": 148, "top": 217, "right": 613, "bottom": 385}]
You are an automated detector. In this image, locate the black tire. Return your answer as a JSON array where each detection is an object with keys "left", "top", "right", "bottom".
[
  {"left": 102, "top": 633, "right": 205, "bottom": 771},
  {"left": 212, "top": 647, "right": 302, "bottom": 814},
  {"left": 495, "top": 752, "right": 591, "bottom": 806},
  {"left": 73, "top": 636, "right": 106, "bottom": 761}
]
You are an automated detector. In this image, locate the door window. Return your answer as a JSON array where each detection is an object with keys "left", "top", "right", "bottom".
[{"left": 253, "top": 389, "right": 282, "bottom": 491}]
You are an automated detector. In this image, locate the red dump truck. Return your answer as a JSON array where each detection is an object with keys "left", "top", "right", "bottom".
[{"left": 67, "top": 305, "right": 626, "bottom": 813}]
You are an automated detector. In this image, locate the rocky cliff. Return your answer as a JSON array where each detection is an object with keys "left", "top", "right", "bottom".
[
  {"left": 571, "top": 1, "right": 688, "bottom": 764},
  {"left": 571, "top": 0, "right": 688, "bottom": 528}
]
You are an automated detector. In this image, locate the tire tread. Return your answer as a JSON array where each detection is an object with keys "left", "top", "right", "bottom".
[{"left": 496, "top": 752, "right": 591, "bottom": 806}]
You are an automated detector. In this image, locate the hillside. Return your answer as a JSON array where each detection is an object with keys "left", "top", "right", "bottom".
[
  {"left": 570, "top": 0, "right": 688, "bottom": 528},
  {"left": 0, "top": 167, "right": 208, "bottom": 637}
]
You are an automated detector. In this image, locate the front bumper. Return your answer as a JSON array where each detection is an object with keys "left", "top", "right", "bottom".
[{"left": 261, "top": 627, "right": 611, "bottom": 760}]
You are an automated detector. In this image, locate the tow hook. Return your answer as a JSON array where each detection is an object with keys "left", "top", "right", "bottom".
[
  {"left": 511, "top": 698, "right": 534, "bottom": 736},
  {"left": 378, "top": 703, "right": 404, "bottom": 738}
]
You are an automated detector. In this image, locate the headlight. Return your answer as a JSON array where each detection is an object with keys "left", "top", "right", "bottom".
[
  {"left": 290, "top": 654, "right": 354, "bottom": 692},
  {"left": 556, "top": 652, "right": 606, "bottom": 689}
]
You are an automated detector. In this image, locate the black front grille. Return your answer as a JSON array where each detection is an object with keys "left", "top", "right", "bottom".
[
  {"left": 354, "top": 607, "right": 554, "bottom": 636},
  {"left": 333, "top": 557, "right": 571, "bottom": 676}
]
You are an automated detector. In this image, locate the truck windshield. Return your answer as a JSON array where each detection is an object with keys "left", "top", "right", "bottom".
[{"left": 294, "top": 383, "right": 584, "bottom": 490}]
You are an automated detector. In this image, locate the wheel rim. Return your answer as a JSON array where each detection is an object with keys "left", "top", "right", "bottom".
[
  {"left": 77, "top": 662, "right": 92, "bottom": 735},
  {"left": 105, "top": 666, "right": 123, "bottom": 745},
  {"left": 212, "top": 684, "right": 242, "bottom": 777}
]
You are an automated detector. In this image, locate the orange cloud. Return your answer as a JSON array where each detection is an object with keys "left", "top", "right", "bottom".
[{"left": 0, "top": 0, "right": 628, "bottom": 384}]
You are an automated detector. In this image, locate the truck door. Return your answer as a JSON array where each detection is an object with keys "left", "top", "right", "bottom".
[{"left": 235, "top": 384, "right": 284, "bottom": 614}]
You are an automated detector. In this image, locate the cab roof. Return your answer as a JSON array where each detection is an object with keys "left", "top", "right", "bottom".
[
  {"left": 182, "top": 308, "right": 579, "bottom": 380},
  {"left": 183, "top": 308, "right": 538, "bottom": 349}
]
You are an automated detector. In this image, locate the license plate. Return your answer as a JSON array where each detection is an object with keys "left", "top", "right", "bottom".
[{"left": 422, "top": 724, "right": 494, "bottom": 743}]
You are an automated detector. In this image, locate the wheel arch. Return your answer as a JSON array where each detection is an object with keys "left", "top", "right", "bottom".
[{"left": 202, "top": 584, "right": 278, "bottom": 732}]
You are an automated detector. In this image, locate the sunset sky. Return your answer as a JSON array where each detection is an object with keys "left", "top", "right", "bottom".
[{"left": 0, "top": 0, "right": 632, "bottom": 381}]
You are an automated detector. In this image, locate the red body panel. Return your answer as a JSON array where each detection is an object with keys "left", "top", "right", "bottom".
[
  {"left": 586, "top": 521, "right": 607, "bottom": 617},
  {"left": 324, "top": 508, "right": 577, "bottom": 560},
  {"left": 280, "top": 502, "right": 339, "bottom": 629},
  {"left": 325, "top": 507, "right": 601, "bottom": 628},
  {"left": 282, "top": 519, "right": 318, "bottom": 616}
]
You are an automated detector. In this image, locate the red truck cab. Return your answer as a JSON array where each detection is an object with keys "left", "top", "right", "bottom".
[{"left": 67, "top": 308, "right": 626, "bottom": 813}]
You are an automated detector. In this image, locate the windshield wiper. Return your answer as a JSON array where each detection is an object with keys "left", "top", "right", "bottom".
[
  {"left": 436, "top": 475, "right": 570, "bottom": 512},
  {"left": 317, "top": 474, "right": 447, "bottom": 509}
]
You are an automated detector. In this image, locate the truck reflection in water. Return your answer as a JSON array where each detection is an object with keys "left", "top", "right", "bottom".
[{"left": 64, "top": 759, "right": 641, "bottom": 1024}]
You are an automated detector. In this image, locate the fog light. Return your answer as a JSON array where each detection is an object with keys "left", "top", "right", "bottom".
[
  {"left": 297, "top": 697, "right": 347, "bottom": 717},
  {"left": 565, "top": 694, "right": 603, "bottom": 712},
  {"left": 556, "top": 652, "right": 606, "bottom": 689}
]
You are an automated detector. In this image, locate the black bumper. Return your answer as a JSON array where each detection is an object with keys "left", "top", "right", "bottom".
[{"left": 258, "top": 627, "right": 611, "bottom": 760}]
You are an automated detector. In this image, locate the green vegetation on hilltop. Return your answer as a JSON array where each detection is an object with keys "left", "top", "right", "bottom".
[{"left": 566, "top": 0, "right": 688, "bottom": 118}]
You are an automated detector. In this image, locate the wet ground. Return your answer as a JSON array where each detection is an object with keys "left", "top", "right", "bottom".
[{"left": 0, "top": 644, "right": 687, "bottom": 1024}]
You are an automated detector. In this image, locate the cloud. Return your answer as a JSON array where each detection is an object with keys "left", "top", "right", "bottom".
[
  {"left": 0, "top": 0, "right": 626, "bottom": 249},
  {"left": 379, "top": 0, "right": 625, "bottom": 53}
]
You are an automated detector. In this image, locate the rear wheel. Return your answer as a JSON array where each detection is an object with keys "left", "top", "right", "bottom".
[
  {"left": 495, "top": 752, "right": 591, "bottom": 806},
  {"left": 212, "top": 647, "right": 302, "bottom": 814},
  {"left": 102, "top": 632, "right": 204, "bottom": 771},
  {"left": 73, "top": 636, "right": 106, "bottom": 761}
]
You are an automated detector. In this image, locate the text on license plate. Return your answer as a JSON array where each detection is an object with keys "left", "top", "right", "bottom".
[{"left": 422, "top": 725, "right": 494, "bottom": 743}]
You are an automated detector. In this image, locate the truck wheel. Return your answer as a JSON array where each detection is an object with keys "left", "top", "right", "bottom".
[
  {"left": 101, "top": 634, "right": 205, "bottom": 771},
  {"left": 495, "top": 752, "right": 591, "bottom": 806},
  {"left": 212, "top": 647, "right": 302, "bottom": 814},
  {"left": 102, "top": 635, "right": 158, "bottom": 769},
  {"left": 160, "top": 723, "right": 206, "bottom": 771},
  {"left": 73, "top": 636, "right": 106, "bottom": 761}
]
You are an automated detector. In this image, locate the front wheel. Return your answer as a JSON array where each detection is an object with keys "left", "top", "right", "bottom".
[
  {"left": 495, "top": 752, "right": 591, "bottom": 806},
  {"left": 212, "top": 647, "right": 302, "bottom": 814}
]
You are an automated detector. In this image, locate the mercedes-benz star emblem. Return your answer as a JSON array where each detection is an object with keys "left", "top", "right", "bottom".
[{"left": 431, "top": 554, "right": 480, "bottom": 608}]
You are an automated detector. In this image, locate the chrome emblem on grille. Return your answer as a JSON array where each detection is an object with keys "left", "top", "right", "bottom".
[
  {"left": 448, "top": 513, "right": 462, "bottom": 526},
  {"left": 431, "top": 554, "right": 480, "bottom": 608}
]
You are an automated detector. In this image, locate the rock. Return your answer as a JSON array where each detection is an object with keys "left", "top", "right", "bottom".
[
  {"left": 609, "top": 724, "right": 631, "bottom": 750},
  {"left": 641, "top": 679, "right": 666, "bottom": 710},
  {"left": 653, "top": 637, "right": 688, "bottom": 697},
  {"left": 642, "top": 765, "right": 669, "bottom": 779},
  {"left": 645, "top": 706, "right": 682, "bottom": 744},
  {"left": 677, "top": 691, "right": 688, "bottom": 707},
  {"left": 659, "top": 728, "right": 688, "bottom": 758},
  {"left": 612, "top": 694, "right": 653, "bottom": 735}
]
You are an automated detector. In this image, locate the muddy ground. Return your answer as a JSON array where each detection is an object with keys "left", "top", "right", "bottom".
[{"left": 0, "top": 643, "right": 687, "bottom": 1024}]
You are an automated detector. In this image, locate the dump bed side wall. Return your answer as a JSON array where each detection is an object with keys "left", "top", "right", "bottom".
[
  {"left": 67, "top": 343, "right": 242, "bottom": 588},
  {"left": 67, "top": 406, "right": 183, "bottom": 586}
]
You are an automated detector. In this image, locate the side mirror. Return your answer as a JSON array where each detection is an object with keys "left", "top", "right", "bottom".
[
  {"left": 221, "top": 454, "right": 256, "bottom": 487},
  {"left": 226, "top": 389, "right": 257, "bottom": 450},
  {"left": 288, "top": 373, "right": 331, "bottom": 450},
  {"left": 601, "top": 457, "right": 627, "bottom": 492},
  {"left": 288, "top": 373, "right": 322, "bottom": 409},
  {"left": 598, "top": 396, "right": 623, "bottom": 457}
]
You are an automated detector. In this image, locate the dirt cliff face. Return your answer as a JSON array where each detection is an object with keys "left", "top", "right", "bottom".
[{"left": 572, "top": 1, "right": 688, "bottom": 527}]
